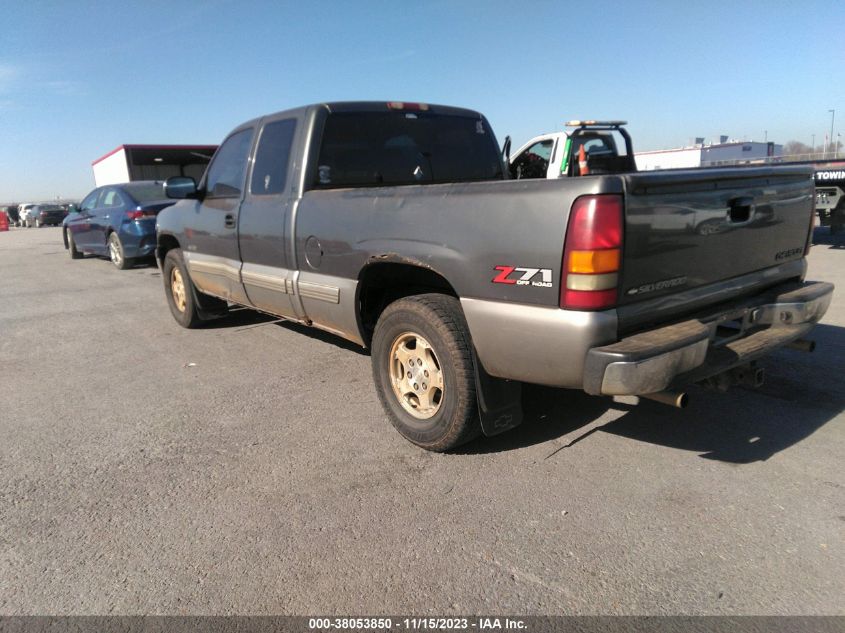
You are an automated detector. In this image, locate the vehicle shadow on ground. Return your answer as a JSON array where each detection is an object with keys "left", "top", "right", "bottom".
[
  {"left": 203, "top": 308, "right": 368, "bottom": 355},
  {"left": 463, "top": 323, "right": 845, "bottom": 463},
  {"left": 72, "top": 254, "right": 158, "bottom": 269}
]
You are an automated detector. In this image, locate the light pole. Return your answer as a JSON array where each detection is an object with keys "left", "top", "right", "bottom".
[{"left": 829, "top": 109, "right": 835, "bottom": 159}]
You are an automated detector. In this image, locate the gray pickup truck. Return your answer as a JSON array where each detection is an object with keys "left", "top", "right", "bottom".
[{"left": 156, "top": 101, "right": 833, "bottom": 451}]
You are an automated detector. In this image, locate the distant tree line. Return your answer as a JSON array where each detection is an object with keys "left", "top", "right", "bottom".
[{"left": 782, "top": 140, "right": 843, "bottom": 160}]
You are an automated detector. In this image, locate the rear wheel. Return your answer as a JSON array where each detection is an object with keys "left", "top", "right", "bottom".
[
  {"left": 108, "top": 233, "right": 134, "bottom": 270},
  {"left": 163, "top": 248, "right": 203, "bottom": 328},
  {"left": 371, "top": 294, "right": 480, "bottom": 452}
]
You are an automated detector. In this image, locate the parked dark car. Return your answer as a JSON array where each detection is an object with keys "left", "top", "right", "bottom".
[
  {"left": 30, "top": 204, "right": 66, "bottom": 227},
  {"left": 3, "top": 205, "right": 20, "bottom": 225},
  {"left": 63, "top": 182, "right": 173, "bottom": 269}
]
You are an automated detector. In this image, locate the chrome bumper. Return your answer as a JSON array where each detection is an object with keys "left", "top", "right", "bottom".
[{"left": 583, "top": 281, "right": 834, "bottom": 396}]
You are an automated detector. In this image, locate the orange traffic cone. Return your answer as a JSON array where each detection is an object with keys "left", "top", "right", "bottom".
[{"left": 578, "top": 144, "right": 589, "bottom": 176}]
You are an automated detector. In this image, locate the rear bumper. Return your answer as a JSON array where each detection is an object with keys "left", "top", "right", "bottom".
[
  {"left": 582, "top": 280, "right": 834, "bottom": 396},
  {"left": 119, "top": 224, "right": 157, "bottom": 258}
]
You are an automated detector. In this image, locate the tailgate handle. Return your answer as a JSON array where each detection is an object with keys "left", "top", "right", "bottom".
[{"left": 728, "top": 196, "right": 754, "bottom": 223}]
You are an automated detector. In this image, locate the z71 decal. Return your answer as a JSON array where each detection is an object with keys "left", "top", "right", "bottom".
[{"left": 492, "top": 266, "right": 553, "bottom": 288}]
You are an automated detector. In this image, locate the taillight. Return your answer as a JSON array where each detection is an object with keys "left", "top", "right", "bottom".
[
  {"left": 386, "top": 101, "right": 429, "bottom": 111},
  {"left": 560, "top": 194, "right": 623, "bottom": 310},
  {"left": 804, "top": 200, "right": 816, "bottom": 256},
  {"left": 125, "top": 207, "right": 155, "bottom": 221}
]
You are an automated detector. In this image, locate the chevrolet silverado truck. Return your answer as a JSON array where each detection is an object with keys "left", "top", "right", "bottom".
[{"left": 156, "top": 101, "right": 833, "bottom": 451}]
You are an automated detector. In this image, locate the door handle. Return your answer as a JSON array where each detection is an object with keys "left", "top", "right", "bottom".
[
  {"left": 224, "top": 214, "right": 236, "bottom": 229},
  {"left": 727, "top": 196, "right": 755, "bottom": 224}
]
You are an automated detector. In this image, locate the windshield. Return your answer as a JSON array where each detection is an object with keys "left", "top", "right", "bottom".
[{"left": 315, "top": 110, "right": 503, "bottom": 188}]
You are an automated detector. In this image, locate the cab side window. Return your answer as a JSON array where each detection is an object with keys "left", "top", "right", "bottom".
[
  {"left": 205, "top": 128, "right": 255, "bottom": 198},
  {"left": 510, "top": 139, "right": 554, "bottom": 179},
  {"left": 250, "top": 119, "right": 296, "bottom": 195}
]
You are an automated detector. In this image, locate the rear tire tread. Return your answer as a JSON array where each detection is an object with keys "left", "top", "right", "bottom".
[{"left": 372, "top": 294, "right": 481, "bottom": 452}]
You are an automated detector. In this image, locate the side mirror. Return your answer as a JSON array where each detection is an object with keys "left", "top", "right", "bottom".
[{"left": 165, "top": 176, "right": 198, "bottom": 199}]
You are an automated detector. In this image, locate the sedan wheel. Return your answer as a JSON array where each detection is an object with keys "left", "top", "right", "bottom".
[{"left": 107, "top": 233, "right": 133, "bottom": 270}]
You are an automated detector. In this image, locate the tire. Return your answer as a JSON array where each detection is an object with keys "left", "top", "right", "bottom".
[
  {"left": 107, "top": 232, "right": 134, "bottom": 270},
  {"left": 67, "top": 230, "right": 83, "bottom": 259},
  {"left": 163, "top": 248, "right": 203, "bottom": 328},
  {"left": 371, "top": 293, "right": 481, "bottom": 452}
]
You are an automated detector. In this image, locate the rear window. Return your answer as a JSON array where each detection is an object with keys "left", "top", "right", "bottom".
[
  {"left": 314, "top": 110, "right": 503, "bottom": 188},
  {"left": 123, "top": 183, "right": 166, "bottom": 203},
  {"left": 39, "top": 205, "right": 63, "bottom": 211}
]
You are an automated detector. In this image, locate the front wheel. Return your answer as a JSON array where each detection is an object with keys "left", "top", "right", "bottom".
[
  {"left": 67, "top": 230, "right": 83, "bottom": 259},
  {"left": 108, "top": 233, "right": 134, "bottom": 269},
  {"left": 162, "top": 248, "right": 203, "bottom": 328},
  {"left": 371, "top": 294, "right": 481, "bottom": 452}
]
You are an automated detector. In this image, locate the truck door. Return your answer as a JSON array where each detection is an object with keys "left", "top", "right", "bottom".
[
  {"left": 181, "top": 127, "right": 254, "bottom": 304},
  {"left": 237, "top": 117, "right": 299, "bottom": 319}
]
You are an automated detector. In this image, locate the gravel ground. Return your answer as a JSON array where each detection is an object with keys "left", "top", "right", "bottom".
[{"left": 0, "top": 225, "right": 843, "bottom": 615}]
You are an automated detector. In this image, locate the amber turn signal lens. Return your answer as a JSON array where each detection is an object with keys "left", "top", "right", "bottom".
[{"left": 568, "top": 248, "right": 620, "bottom": 274}]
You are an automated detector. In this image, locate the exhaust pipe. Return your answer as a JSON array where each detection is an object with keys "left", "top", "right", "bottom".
[
  {"left": 640, "top": 390, "right": 689, "bottom": 409},
  {"left": 785, "top": 339, "right": 815, "bottom": 353}
]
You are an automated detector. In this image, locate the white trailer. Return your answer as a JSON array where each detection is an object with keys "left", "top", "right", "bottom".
[{"left": 91, "top": 144, "right": 217, "bottom": 187}]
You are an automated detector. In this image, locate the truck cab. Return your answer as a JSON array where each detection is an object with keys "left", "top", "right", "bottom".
[{"left": 509, "top": 121, "right": 636, "bottom": 179}]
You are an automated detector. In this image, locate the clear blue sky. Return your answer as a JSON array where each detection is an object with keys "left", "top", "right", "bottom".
[{"left": 1, "top": 0, "right": 843, "bottom": 201}]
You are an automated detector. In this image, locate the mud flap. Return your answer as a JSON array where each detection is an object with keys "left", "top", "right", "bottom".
[
  {"left": 473, "top": 348, "right": 523, "bottom": 436},
  {"left": 191, "top": 286, "right": 229, "bottom": 320}
]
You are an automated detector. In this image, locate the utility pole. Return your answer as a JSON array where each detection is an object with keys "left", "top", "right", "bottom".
[{"left": 830, "top": 110, "right": 836, "bottom": 159}]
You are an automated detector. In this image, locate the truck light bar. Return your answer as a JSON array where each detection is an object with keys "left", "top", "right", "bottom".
[{"left": 565, "top": 120, "right": 627, "bottom": 127}]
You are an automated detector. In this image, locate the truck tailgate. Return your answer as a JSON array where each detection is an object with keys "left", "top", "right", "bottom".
[{"left": 620, "top": 166, "right": 814, "bottom": 311}]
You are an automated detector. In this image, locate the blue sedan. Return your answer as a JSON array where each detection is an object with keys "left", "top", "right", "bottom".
[{"left": 63, "top": 182, "right": 174, "bottom": 269}]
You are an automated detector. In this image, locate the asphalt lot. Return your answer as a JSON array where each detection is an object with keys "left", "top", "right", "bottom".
[{"left": 0, "top": 225, "right": 843, "bottom": 615}]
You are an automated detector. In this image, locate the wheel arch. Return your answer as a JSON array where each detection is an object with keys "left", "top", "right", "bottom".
[
  {"left": 356, "top": 261, "right": 459, "bottom": 347},
  {"left": 156, "top": 233, "right": 181, "bottom": 268}
]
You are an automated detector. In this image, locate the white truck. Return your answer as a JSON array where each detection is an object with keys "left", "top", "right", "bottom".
[
  {"left": 814, "top": 168, "right": 845, "bottom": 233},
  {"left": 507, "top": 121, "right": 636, "bottom": 180}
]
